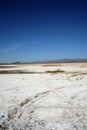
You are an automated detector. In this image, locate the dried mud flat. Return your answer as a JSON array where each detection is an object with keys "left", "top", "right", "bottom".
[{"left": 0, "top": 63, "right": 87, "bottom": 130}]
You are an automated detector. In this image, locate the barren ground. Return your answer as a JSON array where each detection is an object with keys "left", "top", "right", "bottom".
[{"left": 0, "top": 63, "right": 87, "bottom": 130}]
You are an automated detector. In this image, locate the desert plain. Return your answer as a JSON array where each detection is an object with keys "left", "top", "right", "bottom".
[{"left": 0, "top": 63, "right": 87, "bottom": 130}]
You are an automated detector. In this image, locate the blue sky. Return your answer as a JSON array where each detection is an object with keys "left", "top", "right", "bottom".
[{"left": 0, "top": 0, "right": 87, "bottom": 63}]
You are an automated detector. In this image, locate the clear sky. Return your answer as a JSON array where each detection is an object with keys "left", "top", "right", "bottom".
[{"left": 0, "top": 0, "right": 87, "bottom": 63}]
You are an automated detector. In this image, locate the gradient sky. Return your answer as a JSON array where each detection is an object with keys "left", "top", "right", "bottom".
[{"left": 0, "top": 0, "right": 87, "bottom": 63}]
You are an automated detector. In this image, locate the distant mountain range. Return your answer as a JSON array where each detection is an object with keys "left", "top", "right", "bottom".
[
  {"left": 0, "top": 59, "right": 87, "bottom": 65},
  {"left": 12, "top": 59, "right": 87, "bottom": 64}
]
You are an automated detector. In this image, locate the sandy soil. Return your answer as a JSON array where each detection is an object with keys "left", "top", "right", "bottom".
[{"left": 0, "top": 63, "right": 87, "bottom": 130}]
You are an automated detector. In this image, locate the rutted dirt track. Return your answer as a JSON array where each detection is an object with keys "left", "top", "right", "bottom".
[{"left": 0, "top": 63, "right": 87, "bottom": 130}]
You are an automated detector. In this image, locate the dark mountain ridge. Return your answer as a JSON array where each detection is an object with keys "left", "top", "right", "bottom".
[{"left": 0, "top": 59, "right": 87, "bottom": 65}]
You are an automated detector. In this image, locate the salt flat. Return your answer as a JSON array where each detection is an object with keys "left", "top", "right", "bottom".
[{"left": 0, "top": 63, "right": 87, "bottom": 130}]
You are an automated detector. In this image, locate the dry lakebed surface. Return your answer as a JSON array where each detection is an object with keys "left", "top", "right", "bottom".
[{"left": 0, "top": 63, "right": 87, "bottom": 130}]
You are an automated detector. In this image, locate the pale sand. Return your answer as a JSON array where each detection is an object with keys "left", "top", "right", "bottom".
[{"left": 0, "top": 63, "right": 87, "bottom": 130}]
